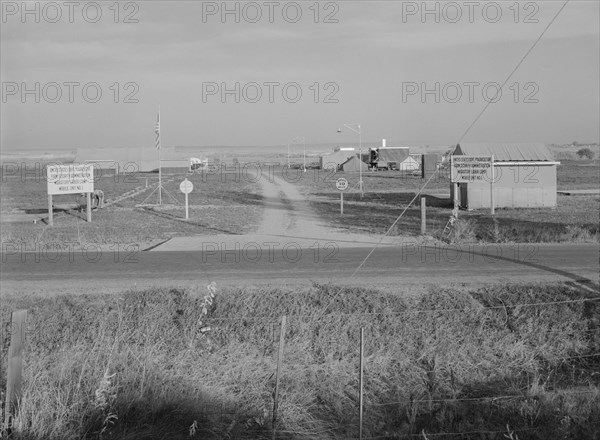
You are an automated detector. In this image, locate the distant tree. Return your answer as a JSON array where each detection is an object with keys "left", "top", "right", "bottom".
[
  {"left": 572, "top": 141, "right": 579, "bottom": 147},
  {"left": 576, "top": 148, "right": 595, "bottom": 160}
]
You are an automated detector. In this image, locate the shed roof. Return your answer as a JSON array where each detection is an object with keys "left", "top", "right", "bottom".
[
  {"left": 454, "top": 143, "right": 554, "bottom": 162},
  {"left": 320, "top": 150, "right": 357, "bottom": 168},
  {"left": 340, "top": 155, "right": 369, "bottom": 172}
]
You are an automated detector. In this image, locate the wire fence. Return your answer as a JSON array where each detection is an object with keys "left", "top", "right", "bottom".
[{"left": 2, "top": 288, "right": 599, "bottom": 439}]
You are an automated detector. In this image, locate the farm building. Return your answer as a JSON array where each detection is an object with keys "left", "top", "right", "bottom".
[
  {"left": 369, "top": 147, "right": 409, "bottom": 170},
  {"left": 398, "top": 155, "right": 420, "bottom": 171},
  {"left": 319, "top": 148, "right": 356, "bottom": 170},
  {"left": 339, "top": 155, "right": 369, "bottom": 172},
  {"left": 422, "top": 153, "right": 441, "bottom": 178},
  {"left": 450, "top": 143, "right": 560, "bottom": 209}
]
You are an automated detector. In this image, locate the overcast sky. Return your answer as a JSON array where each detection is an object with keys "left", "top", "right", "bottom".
[{"left": 1, "top": 0, "right": 598, "bottom": 151}]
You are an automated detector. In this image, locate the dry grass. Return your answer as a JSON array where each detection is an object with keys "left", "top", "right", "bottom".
[
  {"left": 281, "top": 160, "right": 599, "bottom": 244},
  {"left": 1, "top": 165, "right": 263, "bottom": 248},
  {"left": 308, "top": 190, "right": 599, "bottom": 243},
  {"left": 556, "top": 159, "right": 600, "bottom": 190},
  {"left": 1, "top": 282, "right": 599, "bottom": 439}
]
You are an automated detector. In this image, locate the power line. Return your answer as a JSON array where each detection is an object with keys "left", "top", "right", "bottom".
[
  {"left": 316, "top": 0, "right": 574, "bottom": 317},
  {"left": 457, "top": 0, "right": 571, "bottom": 144}
]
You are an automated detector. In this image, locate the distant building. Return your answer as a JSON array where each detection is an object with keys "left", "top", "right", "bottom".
[
  {"left": 76, "top": 146, "right": 189, "bottom": 173},
  {"left": 339, "top": 155, "right": 369, "bottom": 172},
  {"left": 450, "top": 142, "right": 560, "bottom": 209},
  {"left": 320, "top": 148, "right": 356, "bottom": 170},
  {"left": 369, "top": 147, "right": 409, "bottom": 170},
  {"left": 398, "top": 156, "right": 420, "bottom": 171},
  {"left": 422, "top": 153, "right": 442, "bottom": 178}
]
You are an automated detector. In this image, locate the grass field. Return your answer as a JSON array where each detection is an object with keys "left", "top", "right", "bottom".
[
  {"left": 284, "top": 161, "right": 600, "bottom": 243},
  {"left": 2, "top": 157, "right": 597, "bottom": 246},
  {"left": 0, "top": 164, "right": 263, "bottom": 248},
  {"left": 1, "top": 282, "right": 599, "bottom": 439}
]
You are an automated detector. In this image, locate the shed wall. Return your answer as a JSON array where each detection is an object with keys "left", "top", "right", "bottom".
[{"left": 464, "top": 164, "right": 557, "bottom": 209}]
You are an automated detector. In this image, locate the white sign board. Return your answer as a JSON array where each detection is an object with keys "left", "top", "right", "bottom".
[
  {"left": 450, "top": 156, "right": 493, "bottom": 183},
  {"left": 47, "top": 164, "right": 94, "bottom": 195},
  {"left": 336, "top": 177, "right": 349, "bottom": 191},
  {"left": 179, "top": 179, "right": 194, "bottom": 194}
]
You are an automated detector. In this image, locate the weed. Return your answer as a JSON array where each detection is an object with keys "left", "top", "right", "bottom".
[{"left": 1, "top": 282, "right": 599, "bottom": 439}]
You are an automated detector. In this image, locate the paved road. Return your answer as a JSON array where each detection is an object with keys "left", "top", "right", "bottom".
[{"left": 2, "top": 243, "right": 598, "bottom": 289}]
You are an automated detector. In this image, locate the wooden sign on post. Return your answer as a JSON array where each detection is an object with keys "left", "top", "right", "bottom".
[
  {"left": 336, "top": 177, "right": 349, "bottom": 215},
  {"left": 450, "top": 155, "right": 495, "bottom": 214},
  {"left": 46, "top": 164, "right": 94, "bottom": 225}
]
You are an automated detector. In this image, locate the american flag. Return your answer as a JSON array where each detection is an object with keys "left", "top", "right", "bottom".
[{"left": 154, "top": 111, "right": 161, "bottom": 150}]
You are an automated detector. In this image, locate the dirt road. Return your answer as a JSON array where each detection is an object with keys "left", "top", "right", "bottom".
[
  {"left": 3, "top": 172, "right": 598, "bottom": 296},
  {"left": 255, "top": 173, "right": 330, "bottom": 237}
]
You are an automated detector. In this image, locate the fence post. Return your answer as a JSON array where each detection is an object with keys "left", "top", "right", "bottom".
[
  {"left": 272, "top": 315, "right": 286, "bottom": 440},
  {"left": 359, "top": 327, "right": 364, "bottom": 440},
  {"left": 4, "top": 310, "right": 27, "bottom": 432},
  {"left": 420, "top": 197, "right": 426, "bottom": 234},
  {"left": 47, "top": 194, "right": 53, "bottom": 226}
]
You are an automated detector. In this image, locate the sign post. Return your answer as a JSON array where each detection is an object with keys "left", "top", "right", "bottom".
[
  {"left": 420, "top": 197, "right": 426, "bottom": 234},
  {"left": 46, "top": 164, "right": 94, "bottom": 225},
  {"left": 86, "top": 193, "right": 92, "bottom": 222},
  {"left": 179, "top": 178, "right": 194, "bottom": 220},
  {"left": 490, "top": 155, "right": 495, "bottom": 216},
  {"left": 450, "top": 156, "right": 493, "bottom": 211},
  {"left": 336, "top": 177, "right": 349, "bottom": 214}
]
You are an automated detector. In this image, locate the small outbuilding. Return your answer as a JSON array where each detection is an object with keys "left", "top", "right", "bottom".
[
  {"left": 398, "top": 155, "right": 420, "bottom": 171},
  {"left": 339, "top": 155, "right": 369, "bottom": 172},
  {"left": 450, "top": 142, "right": 560, "bottom": 209}
]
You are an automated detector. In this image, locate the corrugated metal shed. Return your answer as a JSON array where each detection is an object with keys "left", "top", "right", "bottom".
[
  {"left": 450, "top": 142, "right": 558, "bottom": 209},
  {"left": 454, "top": 143, "right": 554, "bottom": 162}
]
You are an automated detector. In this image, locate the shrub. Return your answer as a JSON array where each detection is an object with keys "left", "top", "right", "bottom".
[{"left": 576, "top": 148, "right": 595, "bottom": 160}]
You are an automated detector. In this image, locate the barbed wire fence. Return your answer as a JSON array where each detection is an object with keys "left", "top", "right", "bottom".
[{"left": 2, "top": 290, "right": 599, "bottom": 439}]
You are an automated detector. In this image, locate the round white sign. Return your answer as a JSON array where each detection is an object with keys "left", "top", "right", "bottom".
[
  {"left": 336, "top": 177, "right": 349, "bottom": 191},
  {"left": 179, "top": 179, "right": 194, "bottom": 194}
]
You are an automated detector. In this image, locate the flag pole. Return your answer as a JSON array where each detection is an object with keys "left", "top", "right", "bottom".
[{"left": 158, "top": 105, "right": 162, "bottom": 205}]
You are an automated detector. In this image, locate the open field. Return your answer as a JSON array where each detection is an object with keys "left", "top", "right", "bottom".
[
  {"left": 1, "top": 154, "right": 598, "bottom": 440},
  {"left": 2, "top": 158, "right": 598, "bottom": 246},
  {"left": 309, "top": 192, "right": 599, "bottom": 243},
  {"left": 0, "top": 164, "right": 263, "bottom": 248},
  {"left": 1, "top": 282, "right": 599, "bottom": 439},
  {"left": 556, "top": 159, "right": 600, "bottom": 190},
  {"left": 279, "top": 161, "right": 600, "bottom": 243}
]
